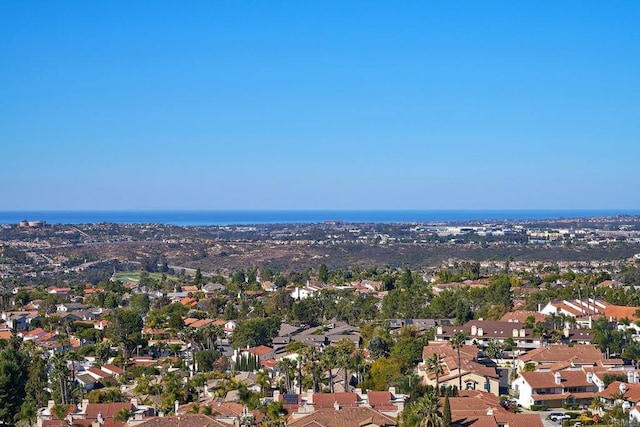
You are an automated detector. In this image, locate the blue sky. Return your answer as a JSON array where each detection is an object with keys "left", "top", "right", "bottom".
[{"left": 1, "top": 1, "right": 639, "bottom": 210}]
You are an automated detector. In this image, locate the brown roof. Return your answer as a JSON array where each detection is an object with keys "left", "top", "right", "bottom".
[
  {"left": 287, "top": 407, "right": 397, "bottom": 427},
  {"left": 248, "top": 345, "right": 273, "bottom": 356},
  {"left": 448, "top": 394, "right": 543, "bottom": 427},
  {"left": 500, "top": 311, "right": 546, "bottom": 324},
  {"left": 101, "top": 364, "right": 124, "bottom": 375},
  {"left": 134, "top": 415, "right": 229, "bottom": 427},
  {"left": 519, "top": 344, "right": 604, "bottom": 364},
  {"left": 604, "top": 305, "right": 640, "bottom": 322},
  {"left": 366, "top": 391, "right": 392, "bottom": 407},
  {"left": 520, "top": 370, "right": 593, "bottom": 389},
  {"left": 84, "top": 402, "right": 131, "bottom": 419},
  {"left": 599, "top": 381, "right": 640, "bottom": 403},
  {"left": 313, "top": 393, "right": 359, "bottom": 408}
]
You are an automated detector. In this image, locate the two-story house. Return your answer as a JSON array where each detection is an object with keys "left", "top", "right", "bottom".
[{"left": 512, "top": 370, "right": 598, "bottom": 409}]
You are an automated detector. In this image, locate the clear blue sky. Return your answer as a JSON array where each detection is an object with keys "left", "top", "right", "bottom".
[{"left": 1, "top": 1, "right": 639, "bottom": 210}]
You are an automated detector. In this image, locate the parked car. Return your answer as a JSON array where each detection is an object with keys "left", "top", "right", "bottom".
[{"left": 549, "top": 413, "right": 571, "bottom": 423}]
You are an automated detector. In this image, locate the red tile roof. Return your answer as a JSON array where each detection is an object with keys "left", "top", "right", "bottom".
[
  {"left": 287, "top": 407, "right": 397, "bottom": 427},
  {"left": 84, "top": 402, "right": 132, "bottom": 419},
  {"left": 313, "top": 392, "right": 358, "bottom": 408},
  {"left": 248, "top": 345, "right": 273, "bottom": 356}
]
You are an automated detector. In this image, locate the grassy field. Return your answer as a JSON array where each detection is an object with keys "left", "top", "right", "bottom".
[{"left": 112, "top": 271, "right": 169, "bottom": 283}]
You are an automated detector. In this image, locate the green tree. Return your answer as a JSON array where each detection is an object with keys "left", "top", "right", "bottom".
[
  {"left": 232, "top": 317, "right": 280, "bottom": 348},
  {"left": 442, "top": 396, "right": 451, "bottom": 427},
  {"left": 129, "top": 294, "right": 150, "bottom": 315},
  {"left": 106, "top": 309, "right": 143, "bottom": 360},
  {"left": 367, "top": 357, "right": 403, "bottom": 391},
  {"left": 318, "top": 264, "right": 329, "bottom": 284},
  {"left": 20, "top": 353, "right": 50, "bottom": 425},
  {"left": 0, "top": 343, "right": 29, "bottom": 424},
  {"left": 195, "top": 349, "right": 221, "bottom": 372},
  {"left": 193, "top": 268, "right": 203, "bottom": 286}
]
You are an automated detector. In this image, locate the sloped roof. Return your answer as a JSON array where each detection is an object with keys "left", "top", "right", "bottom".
[
  {"left": 519, "top": 344, "right": 604, "bottom": 364},
  {"left": 520, "top": 370, "right": 593, "bottom": 389},
  {"left": 599, "top": 381, "right": 640, "bottom": 403},
  {"left": 84, "top": 402, "right": 132, "bottom": 419},
  {"left": 287, "top": 407, "right": 397, "bottom": 427},
  {"left": 366, "top": 391, "right": 391, "bottom": 407},
  {"left": 313, "top": 392, "right": 359, "bottom": 408},
  {"left": 134, "top": 415, "right": 229, "bottom": 427}
]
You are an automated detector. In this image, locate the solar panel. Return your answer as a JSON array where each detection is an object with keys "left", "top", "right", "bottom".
[{"left": 283, "top": 394, "right": 298, "bottom": 405}]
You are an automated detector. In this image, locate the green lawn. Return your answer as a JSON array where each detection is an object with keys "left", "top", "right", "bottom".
[{"left": 112, "top": 271, "right": 171, "bottom": 283}]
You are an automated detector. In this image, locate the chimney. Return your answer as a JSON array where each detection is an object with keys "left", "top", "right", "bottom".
[
  {"left": 175, "top": 400, "right": 179, "bottom": 415},
  {"left": 273, "top": 390, "right": 281, "bottom": 402},
  {"left": 628, "top": 371, "right": 634, "bottom": 384},
  {"left": 477, "top": 327, "right": 484, "bottom": 336},
  {"left": 388, "top": 387, "right": 396, "bottom": 395},
  {"left": 554, "top": 372, "right": 561, "bottom": 385},
  {"left": 486, "top": 408, "right": 494, "bottom": 416},
  {"left": 47, "top": 400, "right": 55, "bottom": 411},
  {"left": 306, "top": 390, "right": 314, "bottom": 405},
  {"left": 333, "top": 401, "right": 340, "bottom": 411},
  {"left": 81, "top": 399, "right": 89, "bottom": 412},
  {"left": 97, "top": 412, "right": 104, "bottom": 426},
  {"left": 635, "top": 373, "right": 639, "bottom": 384}
]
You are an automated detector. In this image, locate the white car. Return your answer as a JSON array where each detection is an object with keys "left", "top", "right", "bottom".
[{"left": 549, "top": 413, "right": 570, "bottom": 423}]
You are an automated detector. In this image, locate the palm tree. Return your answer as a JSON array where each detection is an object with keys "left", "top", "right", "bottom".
[
  {"left": 590, "top": 395, "right": 603, "bottom": 415},
  {"left": 296, "top": 354, "right": 307, "bottom": 395},
  {"left": 321, "top": 347, "right": 338, "bottom": 393},
  {"left": 425, "top": 353, "right": 444, "bottom": 392},
  {"left": 337, "top": 351, "right": 351, "bottom": 392},
  {"left": 413, "top": 392, "right": 442, "bottom": 427},
  {"left": 449, "top": 332, "right": 466, "bottom": 391},
  {"left": 260, "top": 401, "right": 288, "bottom": 427},
  {"left": 256, "top": 369, "right": 271, "bottom": 397},
  {"left": 307, "top": 359, "right": 324, "bottom": 393},
  {"left": 277, "top": 358, "right": 296, "bottom": 394}
]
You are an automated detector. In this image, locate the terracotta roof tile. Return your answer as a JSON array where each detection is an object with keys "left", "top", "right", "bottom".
[
  {"left": 287, "top": 407, "right": 397, "bottom": 427},
  {"left": 313, "top": 393, "right": 358, "bottom": 408}
]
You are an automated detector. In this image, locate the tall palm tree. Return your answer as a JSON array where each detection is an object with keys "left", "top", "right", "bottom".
[
  {"left": 321, "top": 347, "right": 338, "bottom": 394},
  {"left": 425, "top": 353, "right": 444, "bottom": 393},
  {"left": 296, "top": 354, "right": 307, "bottom": 395},
  {"left": 449, "top": 332, "right": 467, "bottom": 391},
  {"left": 307, "top": 359, "right": 324, "bottom": 393},
  {"left": 277, "top": 358, "right": 296, "bottom": 394},
  {"left": 256, "top": 369, "right": 271, "bottom": 397}
]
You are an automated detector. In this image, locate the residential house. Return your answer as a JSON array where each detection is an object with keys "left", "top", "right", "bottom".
[
  {"left": 290, "top": 286, "right": 320, "bottom": 300},
  {"left": 419, "top": 342, "right": 500, "bottom": 395},
  {"left": 56, "top": 302, "right": 85, "bottom": 313},
  {"left": 599, "top": 377, "right": 640, "bottom": 408},
  {"left": 511, "top": 370, "right": 599, "bottom": 409},
  {"left": 434, "top": 320, "right": 541, "bottom": 355},
  {"left": 517, "top": 344, "right": 617, "bottom": 372}
]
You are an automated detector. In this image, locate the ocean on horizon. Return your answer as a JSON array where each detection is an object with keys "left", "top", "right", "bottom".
[{"left": 1, "top": 209, "right": 639, "bottom": 226}]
